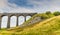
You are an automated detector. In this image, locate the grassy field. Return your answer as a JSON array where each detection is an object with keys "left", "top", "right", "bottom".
[{"left": 0, "top": 15, "right": 60, "bottom": 35}]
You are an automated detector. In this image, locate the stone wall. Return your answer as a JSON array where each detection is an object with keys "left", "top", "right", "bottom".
[{"left": 20, "top": 17, "right": 42, "bottom": 27}]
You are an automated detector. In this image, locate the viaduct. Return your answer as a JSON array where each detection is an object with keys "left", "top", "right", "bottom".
[{"left": 0, "top": 13, "right": 37, "bottom": 29}]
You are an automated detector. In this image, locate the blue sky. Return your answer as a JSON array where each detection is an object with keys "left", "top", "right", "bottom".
[
  {"left": 0, "top": 0, "right": 60, "bottom": 13},
  {"left": 8, "top": 0, "right": 34, "bottom": 8}
]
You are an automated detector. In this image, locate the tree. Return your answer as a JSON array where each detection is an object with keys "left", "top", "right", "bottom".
[
  {"left": 45, "top": 11, "right": 51, "bottom": 15},
  {"left": 53, "top": 11, "right": 60, "bottom": 16}
]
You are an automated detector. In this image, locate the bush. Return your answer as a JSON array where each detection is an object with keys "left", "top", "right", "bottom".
[
  {"left": 40, "top": 14, "right": 49, "bottom": 19},
  {"left": 47, "top": 14, "right": 54, "bottom": 18},
  {"left": 53, "top": 11, "right": 60, "bottom": 16},
  {"left": 45, "top": 11, "right": 51, "bottom": 15},
  {"left": 45, "top": 11, "right": 54, "bottom": 18}
]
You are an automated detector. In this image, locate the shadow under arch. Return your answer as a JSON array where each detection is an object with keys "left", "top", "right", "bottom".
[
  {"left": 10, "top": 16, "right": 17, "bottom": 27},
  {"left": 18, "top": 16, "right": 25, "bottom": 25},
  {"left": 1, "top": 16, "right": 8, "bottom": 28}
]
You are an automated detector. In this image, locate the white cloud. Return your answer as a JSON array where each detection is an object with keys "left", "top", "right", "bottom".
[
  {"left": 0, "top": 0, "right": 7, "bottom": 8},
  {"left": 0, "top": 0, "right": 37, "bottom": 13},
  {"left": 0, "top": 0, "right": 60, "bottom": 13},
  {"left": 8, "top": 7, "right": 36, "bottom": 13},
  {"left": 28, "top": 0, "right": 60, "bottom": 13}
]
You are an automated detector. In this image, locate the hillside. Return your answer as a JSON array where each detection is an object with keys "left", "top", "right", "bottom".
[{"left": 0, "top": 15, "right": 60, "bottom": 35}]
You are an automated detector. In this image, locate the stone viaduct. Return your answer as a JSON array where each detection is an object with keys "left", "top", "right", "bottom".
[{"left": 0, "top": 13, "right": 37, "bottom": 29}]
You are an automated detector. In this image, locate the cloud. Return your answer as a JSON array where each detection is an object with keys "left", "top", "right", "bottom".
[
  {"left": 0, "top": 0, "right": 7, "bottom": 8},
  {"left": 30, "top": 0, "right": 60, "bottom": 12},
  {"left": 0, "top": 0, "right": 60, "bottom": 13},
  {"left": 0, "top": 0, "right": 37, "bottom": 13}
]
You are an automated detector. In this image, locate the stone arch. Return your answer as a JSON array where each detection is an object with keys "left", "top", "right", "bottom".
[
  {"left": 9, "top": 14, "right": 17, "bottom": 17},
  {"left": 18, "top": 16, "right": 25, "bottom": 25},
  {"left": 26, "top": 16, "right": 31, "bottom": 21},
  {"left": 1, "top": 16, "right": 8, "bottom": 28},
  {"left": 1, "top": 15, "right": 7, "bottom": 17},
  {"left": 10, "top": 16, "right": 17, "bottom": 27}
]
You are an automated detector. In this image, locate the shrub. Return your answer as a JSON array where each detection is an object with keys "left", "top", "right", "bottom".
[
  {"left": 47, "top": 14, "right": 54, "bottom": 18},
  {"left": 40, "top": 14, "right": 49, "bottom": 19},
  {"left": 45, "top": 11, "right": 54, "bottom": 18},
  {"left": 53, "top": 11, "right": 60, "bottom": 16},
  {"left": 45, "top": 11, "right": 51, "bottom": 15}
]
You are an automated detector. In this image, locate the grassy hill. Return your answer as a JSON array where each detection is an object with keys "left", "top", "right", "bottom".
[{"left": 0, "top": 15, "right": 60, "bottom": 35}]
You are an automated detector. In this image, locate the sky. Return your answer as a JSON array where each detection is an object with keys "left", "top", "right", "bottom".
[
  {"left": 1, "top": 0, "right": 60, "bottom": 28},
  {"left": 0, "top": 0, "right": 60, "bottom": 13}
]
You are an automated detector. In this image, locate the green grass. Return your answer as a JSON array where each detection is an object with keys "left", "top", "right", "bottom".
[{"left": 21, "top": 13, "right": 54, "bottom": 27}]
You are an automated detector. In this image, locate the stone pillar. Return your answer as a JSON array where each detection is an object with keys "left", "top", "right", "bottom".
[
  {"left": 0, "top": 16, "right": 2, "bottom": 29},
  {"left": 16, "top": 16, "right": 19, "bottom": 26},
  {"left": 25, "top": 16, "right": 26, "bottom": 22},
  {"left": 7, "top": 16, "right": 10, "bottom": 28}
]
